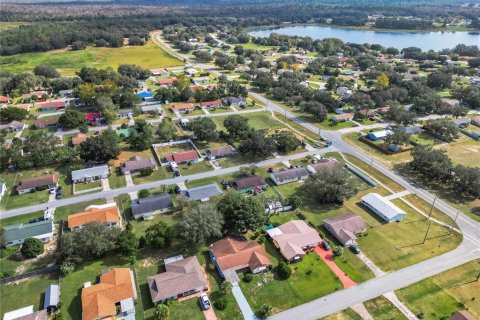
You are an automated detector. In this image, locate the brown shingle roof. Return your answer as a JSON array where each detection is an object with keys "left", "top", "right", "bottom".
[
  {"left": 120, "top": 156, "right": 156, "bottom": 174},
  {"left": 210, "top": 237, "right": 271, "bottom": 272},
  {"left": 310, "top": 158, "right": 341, "bottom": 172},
  {"left": 72, "top": 133, "right": 87, "bottom": 145},
  {"left": 34, "top": 117, "right": 59, "bottom": 128},
  {"left": 206, "top": 145, "right": 235, "bottom": 157},
  {"left": 81, "top": 268, "right": 135, "bottom": 320},
  {"left": 147, "top": 256, "right": 208, "bottom": 303},
  {"left": 234, "top": 175, "right": 267, "bottom": 190},
  {"left": 269, "top": 220, "right": 321, "bottom": 260},
  {"left": 16, "top": 174, "right": 58, "bottom": 191},
  {"left": 67, "top": 205, "right": 120, "bottom": 229},
  {"left": 324, "top": 213, "right": 367, "bottom": 245},
  {"left": 170, "top": 103, "right": 194, "bottom": 111}
]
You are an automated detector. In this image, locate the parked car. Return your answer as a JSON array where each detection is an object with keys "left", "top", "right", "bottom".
[
  {"left": 174, "top": 170, "right": 180, "bottom": 177},
  {"left": 349, "top": 245, "right": 360, "bottom": 254},
  {"left": 49, "top": 188, "right": 56, "bottom": 194},
  {"left": 322, "top": 240, "right": 331, "bottom": 251},
  {"left": 174, "top": 186, "right": 181, "bottom": 194},
  {"left": 325, "top": 141, "right": 333, "bottom": 147},
  {"left": 55, "top": 189, "right": 63, "bottom": 199},
  {"left": 199, "top": 293, "right": 211, "bottom": 310}
]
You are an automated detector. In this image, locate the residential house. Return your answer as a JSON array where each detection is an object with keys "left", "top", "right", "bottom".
[
  {"left": 16, "top": 174, "right": 59, "bottom": 194},
  {"left": 367, "top": 130, "right": 390, "bottom": 141},
  {"left": 398, "top": 125, "right": 424, "bottom": 135},
  {"left": 205, "top": 145, "right": 236, "bottom": 160},
  {"left": 141, "top": 105, "right": 162, "bottom": 115},
  {"left": 266, "top": 220, "right": 321, "bottom": 262},
  {"left": 158, "top": 78, "right": 176, "bottom": 86},
  {"left": 361, "top": 193, "right": 407, "bottom": 223},
  {"left": 307, "top": 158, "right": 341, "bottom": 174},
  {"left": 330, "top": 113, "right": 353, "bottom": 122},
  {"left": 34, "top": 117, "right": 59, "bottom": 128},
  {"left": 21, "top": 91, "right": 47, "bottom": 100},
  {"left": 71, "top": 165, "right": 109, "bottom": 183},
  {"left": 81, "top": 268, "right": 137, "bottom": 320},
  {"left": 38, "top": 101, "right": 65, "bottom": 112},
  {"left": 71, "top": 133, "right": 88, "bottom": 146},
  {"left": 191, "top": 77, "right": 209, "bottom": 85},
  {"left": 222, "top": 97, "right": 247, "bottom": 107},
  {"left": 166, "top": 149, "right": 202, "bottom": 164},
  {"left": 336, "top": 87, "right": 352, "bottom": 99},
  {"left": 131, "top": 193, "right": 173, "bottom": 220},
  {"left": 169, "top": 102, "right": 195, "bottom": 113},
  {"left": 270, "top": 167, "right": 309, "bottom": 185},
  {"left": 358, "top": 109, "right": 376, "bottom": 119},
  {"left": 324, "top": 213, "right": 367, "bottom": 246},
  {"left": 233, "top": 175, "right": 267, "bottom": 193},
  {"left": 449, "top": 311, "right": 477, "bottom": 320},
  {"left": 136, "top": 92, "right": 154, "bottom": 102},
  {"left": 3, "top": 219, "right": 54, "bottom": 247},
  {"left": 200, "top": 100, "right": 222, "bottom": 109},
  {"left": 183, "top": 183, "right": 223, "bottom": 202},
  {"left": 185, "top": 68, "right": 198, "bottom": 76},
  {"left": 44, "top": 284, "right": 60, "bottom": 312},
  {"left": 67, "top": 204, "right": 121, "bottom": 231},
  {"left": 442, "top": 98, "right": 460, "bottom": 108},
  {"left": 147, "top": 255, "right": 208, "bottom": 303},
  {"left": 150, "top": 68, "right": 169, "bottom": 77},
  {"left": 471, "top": 116, "right": 480, "bottom": 127},
  {"left": 3, "top": 306, "right": 47, "bottom": 320},
  {"left": 59, "top": 89, "right": 74, "bottom": 97},
  {"left": 209, "top": 237, "right": 271, "bottom": 281},
  {"left": 85, "top": 113, "right": 102, "bottom": 126},
  {"left": 120, "top": 156, "right": 156, "bottom": 175},
  {"left": 0, "top": 121, "right": 26, "bottom": 132},
  {"left": 0, "top": 95, "right": 11, "bottom": 104}
]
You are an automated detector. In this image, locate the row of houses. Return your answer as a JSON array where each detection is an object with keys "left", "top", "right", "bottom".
[{"left": 169, "top": 97, "right": 247, "bottom": 113}]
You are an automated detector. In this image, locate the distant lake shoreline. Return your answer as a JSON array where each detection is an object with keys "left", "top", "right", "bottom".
[{"left": 249, "top": 25, "right": 480, "bottom": 51}]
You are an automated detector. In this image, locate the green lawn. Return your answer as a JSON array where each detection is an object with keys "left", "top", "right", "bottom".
[
  {"left": 61, "top": 256, "right": 129, "bottom": 320},
  {"left": 364, "top": 296, "right": 407, "bottom": 320},
  {"left": 0, "top": 40, "right": 183, "bottom": 76},
  {"left": 74, "top": 180, "right": 102, "bottom": 192},
  {"left": 396, "top": 260, "right": 480, "bottom": 320},
  {"left": 132, "top": 166, "right": 173, "bottom": 184},
  {"left": 211, "top": 112, "right": 283, "bottom": 132},
  {"left": 0, "top": 273, "right": 58, "bottom": 317},
  {"left": 0, "top": 245, "right": 55, "bottom": 278},
  {"left": 239, "top": 253, "right": 342, "bottom": 315},
  {"left": 321, "top": 308, "right": 362, "bottom": 320},
  {"left": 108, "top": 167, "right": 126, "bottom": 189},
  {"left": 177, "top": 161, "right": 213, "bottom": 175}
]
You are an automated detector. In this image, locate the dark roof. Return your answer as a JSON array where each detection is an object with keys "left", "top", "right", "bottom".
[
  {"left": 184, "top": 183, "right": 222, "bottom": 201},
  {"left": 272, "top": 167, "right": 309, "bottom": 183},
  {"left": 234, "top": 175, "right": 267, "bottom": 190},
  {"left": 4, "top": 220, "right": 53, "bottom": 243},
  {"left": 131, "top": 193, "right": 173, "bottom": 216},
  {"left": 205, "top": 145, "right": 236, "bottom": 157},
  {"left": 17, "top": 174, "right": 59, "bottom": 191}
]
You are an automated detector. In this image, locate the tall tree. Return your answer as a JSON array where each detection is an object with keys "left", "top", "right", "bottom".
[
  {"left": 410, "top": 146, "right": 452, "bottom": 182},
  {"left": 178, "top": 203, "right": 224, "bottom": 243},
  {"left": 79, "top": 128, "right": 120, "bottom": 163},
  {"left": 156, "top": 118, "right": 177, "bottom": 142},
  {"left": 304, "top": 168, "right": 357, "bottom": 204},
  {"left": 217, "top": 192, "right": 267, "bottom": 233},
  {"left": 128, "top": 120, "right": 155, "bottom": 150},
  {"left": 224, "top": 115, "right": 250, "bottom": 139},
  {"left": 190, "top": 117, "right": 218, "bottom": 141},
  {"left": 58, "top": 110, "right": 85, "bottom": 129}
]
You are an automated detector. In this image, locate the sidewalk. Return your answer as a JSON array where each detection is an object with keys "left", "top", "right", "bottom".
[{"left": 314, "top": 246, "right": 357, "bottom": 288}]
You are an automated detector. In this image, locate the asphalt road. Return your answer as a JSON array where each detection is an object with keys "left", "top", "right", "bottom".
[{"left": 0, "top": 149, "right": 332, "bottom": 219}]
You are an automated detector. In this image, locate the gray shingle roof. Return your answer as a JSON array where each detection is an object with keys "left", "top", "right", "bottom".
[
  {"left": 131, "top": 194, "right": 173, "bottom": 216},
  {"left": 4, "top": 220, "right": 53, "bottom": 243},
  {"left": 71, "top": 165, "right": 109, "bottom": 181},
  {"left": 272, "top": 167, "right": 309, "bottom": 183},
  {"left": 184, "top": 183, "right": 222, "bottom": 201}
]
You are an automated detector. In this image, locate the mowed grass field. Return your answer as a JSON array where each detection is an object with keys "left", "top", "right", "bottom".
[
  {"left": 0, "top": 40, "right": 183, "bottom": 76},
  {"left": 396, "top": 260, "right": 480, "bottom": 319}
]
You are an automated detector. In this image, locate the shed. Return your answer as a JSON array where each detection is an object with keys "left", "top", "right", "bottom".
[
  {"left": 367, "top": 130, "right": 390, "bottom": 141},
  {"left": 44, "top": 284, "right": 60, "bottom": 311},
  {"left": 361, "top": 193, "right": 406, "bottom": 223}
]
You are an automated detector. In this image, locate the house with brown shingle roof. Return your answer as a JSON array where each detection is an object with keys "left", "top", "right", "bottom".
[
  {"left": 324, "top": 213, "right": 367, "bottom": 246},
  {"left": 120, "top": 156, "right": 156, "bottom": 175},
  {"left": 205, "top": 145, "right": 236, "bottom": 160},
  {"left": 307, "top": 158, "right": 341, "bottom": 174},
  {"left": 67, "top": 204, "right": 121, "bottom": 231},
  {"left": 81, "top": 268, "right": 137, "bottom": 320},
  {"left": 266, "top": 220, "right": 321, "bottom": 262},
  {"left": 330, "top": 113, "right": 353, "bottom": 122},
  {"left": 169, "top": 102, "right": 195, "bottom": 113},
  {"left": 34, "top": 117, "right": 59, "bottom": 129},
  {"left": 147, "top": 255, "right": 208, "bottom": 303},
  {"left": 16, "top": 174, "right": 59, "bottom": 194},
  {"left": 209, "top": 237, "right": 271, "bottom": 282},
  {"left": 233, "top": 175, "right": 267, "bottom": 193}
]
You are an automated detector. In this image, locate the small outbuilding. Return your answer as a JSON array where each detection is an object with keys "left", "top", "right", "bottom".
[
  {"left": 44, "top": 284, "right": 60, "bottom": 312},
  {"left": 361, "top": 193, "right": 406, "bottom": 223}
]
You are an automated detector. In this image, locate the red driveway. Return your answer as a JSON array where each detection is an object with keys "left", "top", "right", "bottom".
[{"left": 314, "top": 246, "right": 357, "bottom": 288}]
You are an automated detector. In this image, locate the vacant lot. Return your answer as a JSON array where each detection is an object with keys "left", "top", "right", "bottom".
[
  {"left": 0, "top": 41, "right": 183, "bottom": 76},
  {"left": 434, "top": 134, "right": 480, "bottom": 168},
  {"left": 396, "top": 260, "right": 480, "bottom": 319},
  {"left": 364, "top": 296, "right": 407, "bottom": 320}
]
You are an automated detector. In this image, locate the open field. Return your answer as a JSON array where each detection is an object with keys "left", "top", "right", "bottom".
[
  {"left": 434, "top": 134, "right": 480, "bottom": 168},
  {"left": 321, "top": 309, "right": 362, "bottom": 320},
  {"left": 364, "top": 296, "right": 407, "bottom": 320},
  {"left": 0, "top": 273, "right": 58, "bottom": 318},
  {"left": 0, "top": 41, "right": 183, "bottom": 76},
  {"left": 396, "top": 260, "right": 480, "bottom": 320}
]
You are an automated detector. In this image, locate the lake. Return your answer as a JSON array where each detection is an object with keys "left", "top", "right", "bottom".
[{"left": 249, "top": 25, "right": 480, "bottom": 51}]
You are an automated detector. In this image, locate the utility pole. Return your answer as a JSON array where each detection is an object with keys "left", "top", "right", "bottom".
[
  {"left": 449, "top": 210, "right": 460, "bottom": 235},
  {"left": 427, "top": 196, "right": 437, "bottom": 220},
  {"left": 367, "top": 157, "right": 374, "bottom": 178},
  {"left": 423, "top": 220, "right": 432, "bottom": 244}
]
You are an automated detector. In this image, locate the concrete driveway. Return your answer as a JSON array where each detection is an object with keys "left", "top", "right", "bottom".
[{"left": 232, "top": 283, "right": 257, "bottom": 320}]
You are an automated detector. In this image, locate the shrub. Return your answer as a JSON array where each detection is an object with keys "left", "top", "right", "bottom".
[
  {"left": 258, "top": 304, "right": 273, "bottom": 319},
  {"left": 288, "top": 195, "right": 302, "bottom": 209},
  {"left": 332, "top": 246, "right": 343, "bottom": 257},
  {"left": 306, "top": 270, "right": 313, "bottom": 276},
  {"left": 243, "top": 273, "right": 253, "bottom": 283},
  {"left": 138, "top": 189, "right": 150, "bottom": 198},
  {"left": 60, "top": 261, "right": 75, "bottom": 275},
  {"left": 21, "top": 238, "right": 44, "bottom": 258},
  {"left": 215, "top": 296, "right": 228, "bottom": 310},
  {"left": 276, "top": 260, "right": 292, "bottom": 280},
  {"left": 140, "top": 167, "right": 154, "bottom": 177},
  {"left": 153, "top": 304, "right": 169, "bottom": 320}
]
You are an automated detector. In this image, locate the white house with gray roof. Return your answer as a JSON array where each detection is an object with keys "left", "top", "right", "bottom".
[
  {"left": 131, "top": 193, "right": 173, "bottom": 220},
  {"left": 183, "top": 183, "right": 222, "bottom": 202},
  {"left": 71, "top": 165, "right": 109, "bottom": 183},
  {"left": 3, "top": 219, "right": 54, "bottom": 247},
  {"left": 270, "top": 167, "right": 309, "bottom": 185},
  {"left": 361, "top": 193, "right": 406, "bottom": 223}
]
